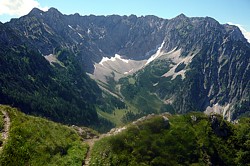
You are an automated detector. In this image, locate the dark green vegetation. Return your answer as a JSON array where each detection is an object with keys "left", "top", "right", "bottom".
[
  {"left": 0, "top": 37, "right": 101, "bottom": 126},
  {"left": 0, "top": 23, "right": 116, "bottom": 131},
  {"left": 0, "top": 105, "right": 88, "bottom": 166},
  {"left": 90, "top": 113, "right": 250, "bottom": 166},
  {"left": 119, "top": 59, "right": 176, "bottom": 117}
]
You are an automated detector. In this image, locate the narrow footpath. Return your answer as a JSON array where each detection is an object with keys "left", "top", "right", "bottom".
[
  {"left": 82, "top": 126, "right": 128, "bottom": 166},
  {"left": 82, "top": 113, "right": 170, "bottom": 166},
  {"left": 0, "top": 110, "right": 10, "bottom": 151},
  {"left": 82, "top": 137, "right": 100, "bottom": 166}
]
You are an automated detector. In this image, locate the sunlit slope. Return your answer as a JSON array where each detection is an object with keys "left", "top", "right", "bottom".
[
  {"left": 0, "top": 105, "right": 88, "bottom": 166},
  {"left": 90, "top": 113, "right": 250, "bottom": 165}
]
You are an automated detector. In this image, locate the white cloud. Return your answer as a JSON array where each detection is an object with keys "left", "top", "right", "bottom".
[
  {"left": 0, "top": 0, "right": 48, "bottom": 16},
  {"left": 227, "top": 22, "right": 250, "bottom": 43}
]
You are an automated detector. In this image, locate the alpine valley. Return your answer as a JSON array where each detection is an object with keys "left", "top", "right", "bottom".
[{"left": 0, "top": 7, "right": 249, "bottom": 165}]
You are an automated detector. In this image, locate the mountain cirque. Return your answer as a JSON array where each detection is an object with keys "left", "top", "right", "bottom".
[{"left": 1, "top": 7, "right": 249, "bottom": 123}]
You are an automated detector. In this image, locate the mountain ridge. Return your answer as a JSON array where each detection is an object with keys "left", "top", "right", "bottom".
[
  {"left": 0, "top": 8, "right": 249, "bottom": 165},
  {"left": 0, "top": 7, "right": 249, "bottom": 126}
]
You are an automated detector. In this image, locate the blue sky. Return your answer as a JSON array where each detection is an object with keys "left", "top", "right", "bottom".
[{"left": 0, "top": 0, "right": 250, "bottom": 38}]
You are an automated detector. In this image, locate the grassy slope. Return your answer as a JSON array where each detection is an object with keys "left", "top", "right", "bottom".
[
  {"left": 0, "top": 111, "right": 4, "bottom": 145},
  {"left": 96, "top": 61, "right": 173, "bottom": 127},
  {"left": 93, "top": 58, "right": 176, "bottom": 127},
  {"left": 92, "top": 58, "right": 182, "bottom": 130},
  {"left": 0, "top": 105, "right": 88, "bottom": 166},
  {"left": 119, "top": 59, "right": 176, "bottom": 114},
  {"left": 90, "top": 113, "right": 250, "bottom": 166},
  {"left": 97, "top": 101, "right": 140, "bottom": 127},
  {"left": 97, "top": 108, "right": 127, "bottom": 126}
]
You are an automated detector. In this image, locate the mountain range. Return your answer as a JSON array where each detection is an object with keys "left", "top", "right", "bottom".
[
  {"left": 0, "top": 7, "right": 249, "bottom": 128},
  {"left": 0, "top": 7, "right": 250, "bottom": 166}
]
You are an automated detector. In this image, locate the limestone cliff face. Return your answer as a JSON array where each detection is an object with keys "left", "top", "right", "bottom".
[
  {"left": 157, "top": 15, "right": 249, "bottom": 120},
  {"left": 7, "top": 8, "right": 168, "bottom": 72}
]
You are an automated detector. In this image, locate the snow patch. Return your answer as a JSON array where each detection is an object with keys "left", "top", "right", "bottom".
[
  {"left": 116, "top": 54, "right": 129, "bottom": 63},
  {"left": 87, "top": 28, "right": 91, "bottom": 34},
  {"left": 145, "top": 41, "right": 165, "bottom": 65},
  {"left": 99, "top": 57, "right": 110, "bottom": 66},
  {"left": 77, "top": 32, "right": 83, "bottom": 38},
  {"left": 99, "top": 54, "right": 129, "bottom": 66},
  {"left": 153, "top": 82, "right": 159, "bottom": 86},
  {"left": 92, "top": 55, "right": 146, "bottom": 82},
  {"left": 68, "top": 25, "right": 74, "bottom": 30},
  {"left": 92, "top": 43, "right": 194, "bottom": 83}
]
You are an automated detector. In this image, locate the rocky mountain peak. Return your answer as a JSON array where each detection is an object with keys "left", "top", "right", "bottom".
[
  {"left": 28, "top": 7, "right": 44, "bottom": 16},
  {"left": 46, "top": 7, "right": 63, "bottom": 18},
  {"left": 72, "top": 13, "right": 81, "bottom": 17},
  {"left": 47, "top": 7, "right": 61, "bottom": 13},
  {"left": 174, "top": 13, "right": 188, "bottom": 20},
  {"left": 224, "top": 24, "right": 247, "bottom": 42}
]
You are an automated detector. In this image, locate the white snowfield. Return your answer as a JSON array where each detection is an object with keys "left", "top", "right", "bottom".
[
  {"left": 91, "top": 43, "right": 161, "bottom": 82},
  {"left": 90, "top": 40, "right": 200, "bottom": 83},
  {"left": 68, "top": 25, "right": 73, "bottom": 29},
  {"left": 92, "top": 54, "right": 147, "bottom": 82},
  {"left": 99, "top": 54, "right": 129, "bottom": 66},
  {"left": 145, "top": 41, "right": 165, "bottom": 65},
  {"left": 91, "top": 40, "right": 167, "bottom": 82}
]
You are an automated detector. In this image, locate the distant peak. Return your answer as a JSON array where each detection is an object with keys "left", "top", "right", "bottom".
[
  {"left": 47, "top": 7, "right": 62, "bottom": 15},
  {"left": 73, "top": 13, "right": 81, "bottom": 17},
  {"left": 129, "top": 14, "right": 137, "bottom": 18},
  {"left": 29, "top": 8, "right": 43, "bottom": 15},
  {"left": 205, "top": 16, "right": 218, "bottom": 22},
  {"left": 176, "top": 13, "right": 187, "bottom": 19},
  {"left": 144, "top": 15, "right": 161, "bottom": 20}
]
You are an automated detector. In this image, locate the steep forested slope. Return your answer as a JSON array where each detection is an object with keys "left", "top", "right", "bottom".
[{"left": 0, "top": 23, "right": 102, "bottom": 126}]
